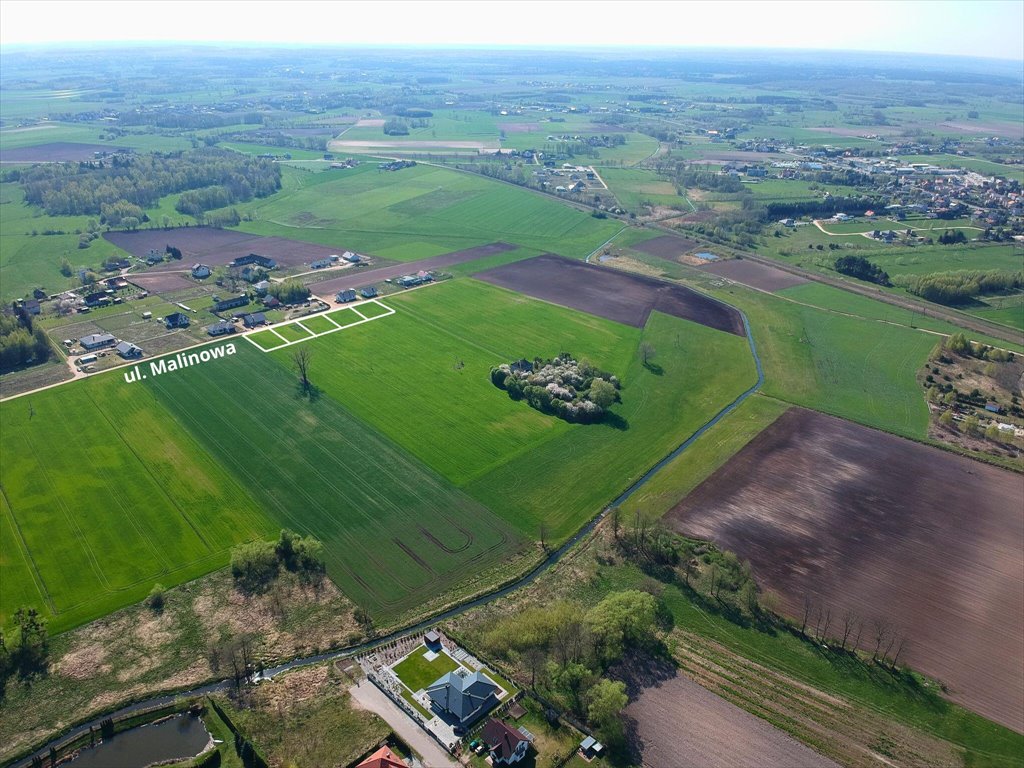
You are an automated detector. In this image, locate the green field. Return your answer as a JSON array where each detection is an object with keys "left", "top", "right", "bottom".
[
  {"left": 144, "top": 342, "right": 525, "bottom": 619},
  {"left": 235, "top": 163, "right": 621, "bottom": 260},
  {"left": 600, "top": 167, "right": 689, "bottom": 213},
  {"left": 0, "top": 375, "right": 276, "bottom": 631},
  {"left": 392, "top": 647, "right": 460, "bottom": 692}
]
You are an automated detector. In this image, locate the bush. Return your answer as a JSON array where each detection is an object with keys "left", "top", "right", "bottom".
[
  {"left": 491, "top": 352, "right": 620, "bottom": 424},
  {"left": 230, "top": 540, "right": 279, "bottom": 594},
  {"left": 147, "top": 583, "right": 165, "bottom": 613}
]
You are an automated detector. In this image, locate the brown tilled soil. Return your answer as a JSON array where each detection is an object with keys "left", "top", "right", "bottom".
[
  {"left": 314, "top": 242, "right": 516, "bottom": 295},
  {"left": 699, "top": 258, "right": 809, "bottom": 292},
  {"left": 667, "top": 407, "right": 1024, "bottom": 733},
  {"left": 126, "top": 272, "right": 196, "bottom": 294},
  {"left": 0, "top": 142, "right": 130, "bottom": 162},
  {"left": 624, "top": 672, "right": 841, "bottom": 768},
  {"left": 632, "top": 234, "right": 701, "bottom": 259},
  {"left": 104, "top": 228, "right": 346, "bottom": 268},
  {"left": 474, "top": 253, "right": 746, "bottom": 336}
]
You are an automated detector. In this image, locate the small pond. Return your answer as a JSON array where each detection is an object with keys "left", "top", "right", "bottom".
[{"left": 67, "top": 713, "right": 211, "bottom": 768}]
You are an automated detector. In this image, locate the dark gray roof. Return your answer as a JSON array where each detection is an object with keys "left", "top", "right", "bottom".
[{"left": 426, "top": 670, "right": 499, "bottom": 725}]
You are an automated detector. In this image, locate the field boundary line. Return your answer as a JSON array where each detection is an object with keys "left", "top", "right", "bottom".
[{"left": 242, "top": 299, "right": 396, "bottom": 352}]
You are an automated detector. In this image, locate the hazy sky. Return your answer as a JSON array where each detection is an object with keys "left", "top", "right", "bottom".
[{"left": 2, "top": 0, "right": 1022, "bottom": 61}]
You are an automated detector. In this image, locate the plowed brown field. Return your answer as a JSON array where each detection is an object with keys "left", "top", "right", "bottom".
[{"left": 667, "top": 407, "right": 1024, "bottom": 732}]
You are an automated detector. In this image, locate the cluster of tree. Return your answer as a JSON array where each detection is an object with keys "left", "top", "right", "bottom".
[
  {"left": 893, "top": 269, "right": 1023, "bottom": 305},
  {"left": 475, "top": 590, "right": 662, "bottom": 743},
  {"left": 0, "top": 607, "right": 49, "bottom": 692},
  {"left": 677, "top": 168, "right": 746, "bottom": 193},
  {"left": 267, "top": 279, "right": 311, "bottom": 305},
  {"left": 119, "top": 109, "right": 265, "bottom": 130},
  {"left": 491, "top": 353, "right": 620, "bottom": 424},
  {"left": 761, "top": 196, "right": 883, "bottom": 221},
  {"left": 19, "top": 149, "right": 280, "bottom": 218},
  {"left": 230, "top": 529, "right": 325, "bottom": 594},
  {"left": 944, "top": 333, "right": 1016, "bottom": 363},
  {"left": 393, "top": 107, "right": 433, "bottom": 118},
  {"left": 383, "top": 118, "right": 410, "bottom": 135},
  {"left": 937, "top": 228, "right": 968, "bottom": 245},
  {"left": 216, "top": 129, "right": 329, "bottom": 152},
  {"left": 834, "top": 255, "right": 891, "bottom": 285},
  {"left": 0, "top": 307, "right": 51, "bottom": 373}
]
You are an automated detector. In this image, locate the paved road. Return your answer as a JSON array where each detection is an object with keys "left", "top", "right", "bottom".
[{"left": 349, "top": 681, "right": 460, "bottom": 768}]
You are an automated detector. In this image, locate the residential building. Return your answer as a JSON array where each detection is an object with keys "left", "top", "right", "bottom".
[
  {"left": 355, "top": 746, "right": 408, "bottom": 768},
  {"left": 336, "top": 289, "right": 357, "bottom": 303},
  {"left": 207, "top": 321, "right": 236, "bottom": 337},
  {"left": 79, "top": 333, "right": 116, "bottom": 350},
  {"left": 426, "top": 670, "right": 499, "bottom": 727},
  {"left": 191, "top": 263, "right": 212, "bottom": 279},
  {"left": 213, "top": 295, "right": 249, "bottom": 312},
  {"left": 230, "top": 253, "right": 277, "bottom": 269},
  {"left": 360, "top": 286, "right": 378, "bottom": 298},
  {"left": 482, "top": 719, "right": 530, "bottom": 765},
  {"left": 116, "top": 341, "right": 143, "bottom": 359},
  {"left": 165, "top": 312, "right": 191, "bottom": 329},
  {"left": 242, "top": 312, "right": 267, "bottom": 328}
]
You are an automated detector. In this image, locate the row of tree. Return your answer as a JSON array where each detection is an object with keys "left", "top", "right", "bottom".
[
  {"left": 834, "top": 254, "right": 891, "bottom": 285},
  {"left": 18, "top": 149, "right": 281, "bottom": 217},
  {"left": 893, "top": 269, "right": 1023, "bottom": 305}
]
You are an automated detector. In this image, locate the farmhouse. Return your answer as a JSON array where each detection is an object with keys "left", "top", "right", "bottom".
[
  {"left": 243, "top": 312, "right": 267, "bottom": 328},
  {"left": 482, "top": 719, "right": 530, "bottom": 765},
  {"left": 191, "top": 263, "right": 212, "bottom": 279},
  {"left": 22, "top": 299, "right": 41, "bottom": 315},
  {"left": 84, "top": 291, "right": 112, "bottom": 307},
  {"left": 263, "top": 296, "right": 282, "bottom": 309},
  {"left": 253, "top": 280, "right": 271, "bottom": 296},
  {"left": 397, "top": 272, "right": 433, "bottom": 288},
  {"left": 360, "top": 286, "right": 379, "bottom": 298},
  {"left": 213, "top": 295, "right": 250, "bottom": 312},
  {"left": 165, "top": 312, "right": 191, "bottom": 329},
  {"left": 336, "top": 289, "right": 357, "bottom": 303},
  {"left": 79, "top": 333, "right": 116, "bottom": 350},
  {"left": 207, "top": 321, "right": 236, "bottom": 337},
  {"left": 343, "top": 251, "right": 361, "bottom": 263},
  {"left": 116, "top": 341, "right": 143, "bottom": 359},
  {"left": 355, "top": 746, "right": 408, "bottom": 768},
  {"left": 310, "top": 257, "right": 333, "bottom": 269},
  {"left": 230, "top": 253, "right": 277, "bottom": 269},
  {"left": 426, "top": 670, "right": 499, "bottom": 727}
]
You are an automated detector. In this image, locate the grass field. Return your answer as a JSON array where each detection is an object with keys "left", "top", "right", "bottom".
[
  {"left": 283, "top": 279, "right": 757, "bottom": 541},
  {"left": 600, "top": 167, "right": 689, "bottom": 213},
  {"left": 145, "top": 342, "right": 525, "bottom": 620},
  {"left": 392, "top": 647, "right": 459, "bottom": 692},
  {"left": 235, "top": 162, "right": 621, "bottom": 260},
  {"left": 0, "top": 374, "right": 276, "bottom": 631}
]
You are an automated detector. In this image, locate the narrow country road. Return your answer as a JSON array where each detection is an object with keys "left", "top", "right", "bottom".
[{"left": 349, "top": 681, "right": 460, "bottom": 768}]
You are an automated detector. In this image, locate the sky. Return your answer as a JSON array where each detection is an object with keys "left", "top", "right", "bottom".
[{"left": 1, "top": 0, "right": 1022, "bottom": 61}]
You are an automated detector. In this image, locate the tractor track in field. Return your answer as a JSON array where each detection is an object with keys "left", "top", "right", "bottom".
[{"left": 9, "top": 274, "right": 767, "bottom": 768}]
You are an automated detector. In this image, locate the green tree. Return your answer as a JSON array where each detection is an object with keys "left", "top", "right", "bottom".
[
  {"left": 587, "top": 678, "right": 628, "bottom": 729},
  {"left": 585, "top": 590, "right": 658, "bottom": 664},
  {"left": 962, "top": 414, "right": 980, "bottom": 436},
  {"left": 230, "top": 540, "right": 279, "bottom": 594},
  {"left": 947, "top": 333, "right": 970, "bottom": 355},
  {"left": 589, "top": 378, "right": 617, "bottom": 409},
  {"left": 939, "top": 410, "right": 954, "bottom": 427}
]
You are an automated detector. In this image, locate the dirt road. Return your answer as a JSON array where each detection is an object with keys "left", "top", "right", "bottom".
[{"left": 349, "top": 681, "right": 459, "bottom": 768}]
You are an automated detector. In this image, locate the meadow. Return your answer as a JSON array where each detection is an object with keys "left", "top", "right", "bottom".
[
  {"left": 236, "top": 163, "right": 621, "bottom": 260},
  {"left": 600, "top": 167, "right": 690, "bottom": 213}
]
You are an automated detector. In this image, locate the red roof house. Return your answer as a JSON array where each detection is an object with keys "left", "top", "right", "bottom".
[
  {"left": 356, "top": 745, "right": 408, "bottom": 768},
  {"left": 482, "top": 718, "right": 530, "bottom": 764}
]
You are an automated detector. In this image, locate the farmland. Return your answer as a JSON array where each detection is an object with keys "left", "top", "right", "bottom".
[
  {"left": 235, "top": 163, "right": 621, "bottom": 260},
  {"left": 668, "top": 407, "right": 1024, "bottom": 733},
  {"left": 0, "top": 373, "right": 276, "bottom": 632}
]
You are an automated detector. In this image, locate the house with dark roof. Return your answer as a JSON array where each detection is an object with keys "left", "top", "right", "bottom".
[
  {"left": 355, "top": 745, "right": 408, "bottom": 768},
  {"left": 79, "top": 333, "right": 116, "bottom": 350},
  {"left": 213, "top": 295, "right": 249, "bottom": 312},
  {"left": 262, "top": 296, "right": 282, "bottom": 309},
  {"left": 310, "top": 258, "right": 333, "bottom": 269},
  {"left": 426, "top": 670, "right": 499, "bottom": 728},
  {"left": 116, "top": 341, "right": 143, "bottom": 359},
  {"left": 230, "top": 253, "right": 277, "bottom": 269},
  {"left": 84, "top": 291, "right": 112, "bottom": 307},
  {"left": 165, "top": 312, "right": 190, "bottom": 329},
  {"left": 242, "top": 312, "right": 267, "bottom": 328},
  {"left": 23, "top": 299, "right": 41, "bottom": 315},
  {"left": 482, "top": 719, "right": 530, "bottom": 765},
  {"left": 336, "top": 289, "right": 357, "bottom": 303},
  {"left": 191, "top": 263, "right": 212, "bottom": 279},
  {"left": 360, "top": 286, "right": 378, "bottom": 299}
]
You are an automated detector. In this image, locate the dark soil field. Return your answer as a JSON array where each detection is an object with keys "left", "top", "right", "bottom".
[
  {"left": 667, "top": 407, "right": 1024, "bottom": 733},
  {"left": 126, "top": 272, "right": 195, "bottom": 294},
  {"left": 475, "top": 253, "right": 745, "bottom": 336},
  {"left": 632, "top": 234, "right": 701, "bottom": 259},
  {"left": 624, "top": 673, "right": 840, "bottom": 768},
  {"left": 314, "top": 242, "right": 516, "bottom": 295},
  {"left": 700, "top": 258, "right": 809, "bottom": 292},
  {"left": 0, "top": 142, "right": 129, "bottom": 162},
  {"left": 104, "top": 228, "right": 344, "bottom": 268}
]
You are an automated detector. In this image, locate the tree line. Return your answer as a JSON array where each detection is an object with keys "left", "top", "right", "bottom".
[
  {"left": 16, "top": 149, "right": 281, "bottom": 219},
  {"left": 834, "top": 255, "right": 891, "bottom": 285},
  {"left": 893, "top": 269, "right": 1023, "bottom": 305}
]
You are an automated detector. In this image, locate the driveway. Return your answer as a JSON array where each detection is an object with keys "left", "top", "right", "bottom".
[{"left": 349, "top": 680, "right": 460, "bottom": 768}]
